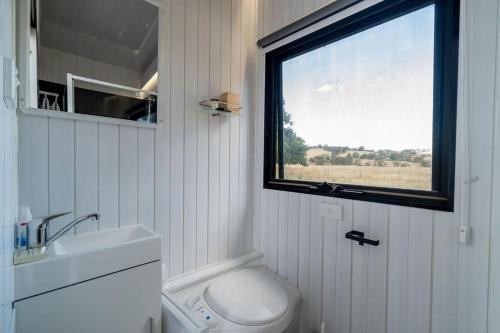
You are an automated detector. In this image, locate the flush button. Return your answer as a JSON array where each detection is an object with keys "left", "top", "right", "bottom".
[{"left": 192, "top": 299, "right": 217, "bottom": 328}]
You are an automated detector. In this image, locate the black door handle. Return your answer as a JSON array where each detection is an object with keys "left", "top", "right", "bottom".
[{"left": 345, "top": 230, "right": 379, "bottom": 246}]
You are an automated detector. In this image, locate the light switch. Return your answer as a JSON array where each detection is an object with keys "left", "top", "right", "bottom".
[
  {"left": 459, "top": 225, "right": 471, "bottom": 244},
  {"left": 319, "top": 202, "right": 342, "bottom": 220}
]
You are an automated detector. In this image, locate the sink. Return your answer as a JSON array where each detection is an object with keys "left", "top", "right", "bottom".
[
  {"left": 48, "top": 224, "right": 155, "bottom": 256},
  {"left": 14, "top": 224, "right": 161, "bottom": 301}
]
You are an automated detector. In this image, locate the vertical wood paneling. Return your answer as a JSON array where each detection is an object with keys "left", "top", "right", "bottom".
[
  {"left": 298, "top": 194, "right": 311, "bottom": 333},
  {"left": 308, "top": 195, "right": 323, "bottom": 332},
  {"left": 489, "top": 4, "right": 500, "bottom": 329},
  {"left": 119, "top": 126, "right": 138, "bottom": 227},
  {"left": 20, "top": 116, "right": 49, "bottom": 217},
  {"left": 367, "top": 203, "right": 389, "bottom": 333},
  {"left": 208, "top": 0, "right": 222, "bottom": 264},
  {"left": 271, "top": 0, "right": 282, "bottom": 32},
  {"left": 138, "top": 128, "right": 155, "bottom": 231},
  {"left": 21, "top": 117, "right": 150, "bottom": 235},
  {"left": 155, "top": 0, "right": 172, "bottom": 277},
  {"left": 183, "top": 0, "right": 199, "bottom": 272},
  {"left": 240, "top": 0, "right": 253, "bottom": 255},
  {"left": 278, "top": 191, "right": 289, "bottom": 278},
  {"left": 196, "top": 0, "right": 211, "bottom": 268},
  {"left": 170, "top": 0, "right": 186, "bottom": 277},
  {"left": 263, "top": 0, "right": 273, "bottom": 35},
  {"left": 253, "top": 0, "right": 265, "bottom": 254},
  {"left": 387, "top": 206, "right": 410, "bottom": 333},
  {"left": 287, "top": 193, "right": 300, "bottom": 286},
  {"left": 98, "top": 124, "right": 119, "bottom": 230},
  {"left": 260, "top": 190, "right": 270, "bottom": 266},
  {"left": 458, "top": 1, "right": 498, "bottom": 332},
  {"left": 21, "top": 0, "right": 256, "bottom": 285},
  {"left": 229, "top": 0, "right": 242, "bottom": 257},
  {"left": 282, "top": 0, "right": 292, "bottom": 26},
  {"left": 351, "top": 201, "right": 370, "bottom": 333},
  {"left": 0, "top": 5, "right": 17, "bottom": 327},
  {"left": 75, "top": 121, "right": 98, "bottom": 233},
  {"left": 268, "top": 191, "right": 279, "bottom": 271},
  {"left": 218, "top": 0, "right": 232, "bottom": 261},
  {"left": 432, "top": 211, "right": 458, "bottom": 333},
  {"left": 321, "top": 198, "right": 338, "bottom": 333},
  {"left": 334, "top": 198, "right": 352, "bottom": 333},
  {"left": 48, "top": 118, "right": 75, "bottom": 231},
  {"left": 291, "top": 0, "right": 305, "bottom": 22},
  {"left": 253, "top": 2, "right": 500, "bottom": 333},
  {"left": 407, "top": 209, "right": 433, "bottom": 333},
  {"left": 303, "top": 0, "right": 316, "bottom": 16}
]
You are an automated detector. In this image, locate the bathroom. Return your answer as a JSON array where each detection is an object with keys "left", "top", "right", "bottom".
[{"left": 1, "top": 0, "right": 499, "bottom": 332}]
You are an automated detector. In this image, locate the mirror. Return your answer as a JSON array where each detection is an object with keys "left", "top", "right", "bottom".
[{"left": 30, "top": 0, "right": 159, "bottom": 123}]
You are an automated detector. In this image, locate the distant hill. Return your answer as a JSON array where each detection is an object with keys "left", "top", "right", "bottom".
[
  {"left": 306, "top": 147, "right": 332, "bottom": 160},
  {"left": 305, "top": 145, "right": 432, "bottom": 167}
]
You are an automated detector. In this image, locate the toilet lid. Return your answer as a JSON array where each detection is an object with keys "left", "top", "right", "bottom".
[{"left": 203, "top": 268, "right": 289, "bottom": 326}]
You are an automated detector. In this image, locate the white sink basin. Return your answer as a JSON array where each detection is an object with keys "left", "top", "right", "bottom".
[
  {"left": 14, "top": 224, "right": 161, "bottom": 301},
  {"left": 49, "top": 224, "right": 155, "bottom": 257}
]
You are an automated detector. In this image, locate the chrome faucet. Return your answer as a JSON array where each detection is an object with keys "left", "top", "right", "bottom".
[{"left": 36, "top": 212, "right": 100, "bottom": 247}]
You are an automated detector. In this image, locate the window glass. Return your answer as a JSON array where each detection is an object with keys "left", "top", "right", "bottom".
[{"left": 281, "top": 5, "right": 435, "bottom": 190}]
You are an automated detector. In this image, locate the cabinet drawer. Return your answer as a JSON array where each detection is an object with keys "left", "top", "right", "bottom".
[{"left": 15, "top": 261, "right": 161, "bottom": 333}]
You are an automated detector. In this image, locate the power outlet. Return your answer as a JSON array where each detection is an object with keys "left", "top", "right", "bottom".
[{"left": 319, "top": 202, "right": 343, "bottom": 220}]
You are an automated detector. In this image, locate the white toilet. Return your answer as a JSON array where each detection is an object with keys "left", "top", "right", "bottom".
[{"left": 162, "top": 263, "right": 301, "bottom": 333}]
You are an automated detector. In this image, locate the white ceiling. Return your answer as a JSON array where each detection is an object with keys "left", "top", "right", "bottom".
[{"left": 39, "top": 0, "right": 158, "bottom": 73}]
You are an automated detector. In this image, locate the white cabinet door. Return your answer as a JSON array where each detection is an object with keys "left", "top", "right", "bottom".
[{"left": 15, "top": 261, "right": 161, "bottom": 333}]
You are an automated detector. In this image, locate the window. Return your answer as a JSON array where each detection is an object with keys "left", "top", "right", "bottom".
[{"left": 264, "top": 0, "right": 459, "bottom": 211}]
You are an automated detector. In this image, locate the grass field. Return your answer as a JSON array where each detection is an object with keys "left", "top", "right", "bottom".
[{"left": 284, "top": 164, "right": 432, "bottom": 190}]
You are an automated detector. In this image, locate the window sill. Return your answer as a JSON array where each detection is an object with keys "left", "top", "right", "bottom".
[
  {"left": 19, "top": 107, "right": 161, "bottom": 129},
  {"left": 264, "top": 179, "right": 453, "bottom": 212}
]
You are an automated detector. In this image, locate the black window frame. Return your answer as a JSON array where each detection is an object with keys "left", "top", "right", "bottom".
[{"left": 263, "top": 0, "right": 460, "bottom": 212}]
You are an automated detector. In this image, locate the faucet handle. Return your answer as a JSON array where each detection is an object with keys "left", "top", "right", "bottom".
[
  {"left": 39, "top": 211, "right": 73, "bottom": 227},
  {"left": 35, "top": 212, "right": 72, "bottom": 247}
]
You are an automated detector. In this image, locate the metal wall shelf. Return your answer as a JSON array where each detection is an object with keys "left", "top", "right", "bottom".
[{"left": 199, "top": 99, "right": 241, "bottom": 117}]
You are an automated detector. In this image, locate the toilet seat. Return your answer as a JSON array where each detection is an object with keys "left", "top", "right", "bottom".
[{"left": 203, "top": 268, "right": 289, "bottom": 326}]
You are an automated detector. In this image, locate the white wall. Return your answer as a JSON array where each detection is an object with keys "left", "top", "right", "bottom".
[
  {"left": 155, "top": 0, "right": 256, "bottom": 278},
  {"left": 19, "top": 115, "right": 156, "bottom": 235},
  {"left": 19, "top": 0, "right": 258, "bottom": 281},
  {"left": 38, "top": 46, "right": 142, "bottom": 88},
  {"left": 0, "top": 0, "right": 18, "bottom": 331},
  {"left": 253, "top": 1, "right": 500, "bottom": 333}
]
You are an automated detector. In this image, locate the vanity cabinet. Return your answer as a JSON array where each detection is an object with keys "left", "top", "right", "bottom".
[{"left": 14, "top": 261, "right": 161, "bottom": 333}]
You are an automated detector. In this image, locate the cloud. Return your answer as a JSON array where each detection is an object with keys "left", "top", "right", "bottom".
[{"left": 316, "top": 84, "right": 335, "bottom": 93}]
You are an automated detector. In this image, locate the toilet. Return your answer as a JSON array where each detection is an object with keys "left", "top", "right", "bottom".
[{"left": 162, "top": 263, "right": 301, "bottom": 333}]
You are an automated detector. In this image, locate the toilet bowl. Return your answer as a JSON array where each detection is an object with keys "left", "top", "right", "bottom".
[{"left": 162, "top": 261, "right": 301, "bottom": 333}]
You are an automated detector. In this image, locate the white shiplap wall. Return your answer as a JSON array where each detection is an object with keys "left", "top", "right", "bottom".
[
  {"left": 0, "top": 100, "right": 18, "bottom": 333},
  {"left": 38, "top": 46, "right": 142, "bottom": 88},
  {"left": 19, "top": 0, "right": 257, "bottom": 280},
  {"left": 253, "top": 1, "right": 500, "bottom": 333},
  {"left": 19, "top": 115, "right": 156, "bottom": 235},
  {"left": 1, "top": 0, "right": 18, "bottom": 331},
  {"left": 156, "top": 0, "right": 256, "bottom": 278}
]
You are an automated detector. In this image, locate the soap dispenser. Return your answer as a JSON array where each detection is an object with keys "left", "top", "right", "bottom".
[
  {"left": 14, "top": 206, "right": 48, "bottom": 265},
  {"left": 15, "top": 205, "right": 32, "bottom": 249}
]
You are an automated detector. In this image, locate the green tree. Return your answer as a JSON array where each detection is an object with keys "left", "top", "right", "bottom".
[
  {"left": 310, "top": 154, "right": 331, "bottom": 165},
  {"left": 283, "top": 111, "right": 308, "bottom": 166},
  {"left": 420, "top": 160, "right": 431, "bottom": 167}
]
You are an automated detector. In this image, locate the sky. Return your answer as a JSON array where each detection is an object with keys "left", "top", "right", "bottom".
[{"left": 282, "top": 5, "right": 435, "bottom": 151}]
